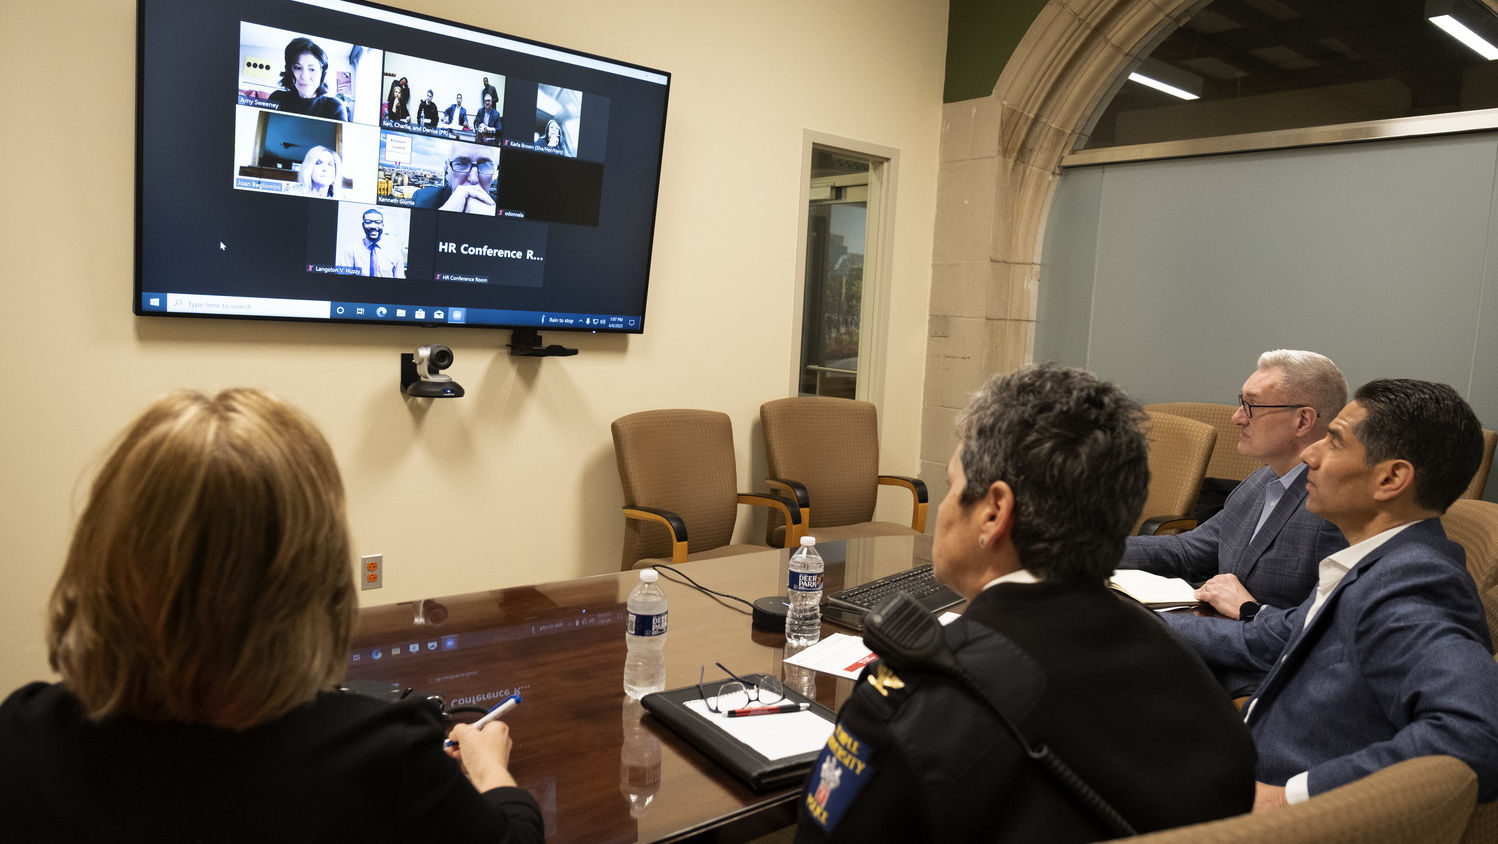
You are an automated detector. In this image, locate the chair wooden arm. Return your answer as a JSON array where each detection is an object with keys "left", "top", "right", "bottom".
[
  {"left": 739, "top": 492, "right": 803, "bottom": 547},
  {"left": 879, "top": 475, "right": 929, "bottom": 533},
  {"left": 764, "top": 478, "right": 811, "bottom": 532},
  {"left": 622, "top": 506, "right": 688, "bottom": 563},
  {"left": 1138, "top": 515, "right": 1198, "bottom": 536}
]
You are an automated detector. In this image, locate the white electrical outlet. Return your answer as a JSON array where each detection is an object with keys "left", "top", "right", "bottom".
[{"left": 361, "top": 554, "right": 383, "bottom": 590}]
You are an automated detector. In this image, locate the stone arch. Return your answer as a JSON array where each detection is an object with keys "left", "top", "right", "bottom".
[{"left": 920, "top": 0, "right": 1199, "bottom": 485}]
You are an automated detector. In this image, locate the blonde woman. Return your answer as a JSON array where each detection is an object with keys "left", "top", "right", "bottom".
[
  {"left": 298, "top": 145, "right": 343, "bottom": 199},
  {"left": 0, "top": 389, "right": 542, "bottom": 841}
]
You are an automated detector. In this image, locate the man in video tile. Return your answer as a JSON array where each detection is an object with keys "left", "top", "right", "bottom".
[
  {"left": 340, "top": 208, "right": 404, "bottom": 277},
  {"left": 267, "top": 36, "right": 347, "bottom": 121},
  {"left": 474, "top": 93, "right": 502, "bottom": 141},
  {"left": 414, "top": 145, "right": 497, "bottom": 216},
  {"left": 442, "top": 93, "right": 469, "bottom": 130},
  {"left": 481, "top": 77, "right": 498, "bottom": 109},
  {"left": 417, "top": 89, "right": 439, "bottom": 129}
]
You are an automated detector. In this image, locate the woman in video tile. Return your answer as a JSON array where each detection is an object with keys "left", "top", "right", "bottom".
[
  {"left": 541, "top": 118, "right": 563, "bottom": 151},
  {"left": 268, "top": 36, "right": 348, "bottom": 121},
  {"left": 387, "top": 76, "right": 410, "bottom": 123},
  {"left": 298, "top": 145, "right": 342, "bottom": 199},
  {"left": 0, "top": 389, "right": 542, "bottom": 841}
]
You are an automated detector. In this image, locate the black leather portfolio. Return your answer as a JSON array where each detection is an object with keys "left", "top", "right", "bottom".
[{"left": 640, "top": 675, "right": 837, "bottom": 791}]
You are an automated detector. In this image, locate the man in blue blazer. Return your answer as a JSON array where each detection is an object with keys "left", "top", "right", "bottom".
[
  {"left": 1121, "top": 350, "right": 1347, "bottom": 618},
  {"left": 1170, "top": 378, "right": 1498, "bottom": 808}
]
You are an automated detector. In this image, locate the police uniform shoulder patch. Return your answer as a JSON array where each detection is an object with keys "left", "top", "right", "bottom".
[{"left": 802, "top": 721, "right": 876, "bottom": 833}]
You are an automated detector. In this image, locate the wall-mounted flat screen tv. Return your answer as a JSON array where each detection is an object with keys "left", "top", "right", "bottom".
[{"left": 136, "top": 0, "right": 669, "bottom": 333}]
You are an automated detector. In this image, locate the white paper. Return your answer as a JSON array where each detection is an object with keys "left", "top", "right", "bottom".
[
  {"left": 1108, "top": 568, "right": 1198, "bottom": 604},
  {"left": 684, "top": 696, "right": 834, "bottom": 760},
  {"left": 782, "top": 613, "right": 962, "bottom": 680},
  {"left": 782, "top": 634, "right": 880, "bottom": 680}
]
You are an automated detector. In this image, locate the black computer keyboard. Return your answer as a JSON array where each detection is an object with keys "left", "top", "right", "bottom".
[{"left": 826, "top": 564, "right": 962, "bottom": 613}]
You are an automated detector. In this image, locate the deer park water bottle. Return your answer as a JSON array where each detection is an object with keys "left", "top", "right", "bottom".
[
  {"left": 624, "top": 568, "right": 668, "bottom": 698},
  {"left": 786, "top": 535, "right": 824, "bottom": 647}
]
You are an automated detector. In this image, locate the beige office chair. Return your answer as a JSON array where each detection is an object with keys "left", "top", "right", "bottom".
[
  {"left": 1438, "top": 498, "right": 1498, "bottom": 844},
  {"left": 1101, "top": 755, "right": 1476, "bottom": 844},
  {"left": 1136, "top": 411, "right": 1216, "bottom": 535},
  {"left": 1145, "top": 401, "right": 1257, "bottom": 524},
  {"left": 759, "top": 396, "right": 927, "bottom": 545},
  {"left": 1144, "top": 401, "right": 1260, "bottom": 482},
  {"left": 1461, "top": 429, "right": 1496, "bottom": 500},
  {"left": 612, "top": 409, "right": 800, "bottom": 570},
  {"left": 1465, "top": 751, "right": 1498, "bottom": 844},
  {"left": 1441, "top": 498, "right": 1498, "bottom": 642}
]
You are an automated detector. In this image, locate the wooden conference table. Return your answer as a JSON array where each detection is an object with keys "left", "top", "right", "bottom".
[{"left": 345, "top": 534, "right": 942, "bottom": 843}]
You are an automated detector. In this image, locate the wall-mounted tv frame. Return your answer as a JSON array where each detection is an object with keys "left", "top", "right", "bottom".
[{"left": 135, "top": 0, "right": 669, "bottom": 336}]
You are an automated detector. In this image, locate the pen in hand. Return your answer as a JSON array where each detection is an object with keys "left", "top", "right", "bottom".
[
  {"left": 726, "top": 701, "right": 810, "bottom": 718},
  {"left": 444, "top": 694, "right": 521, "bottom": 748}
]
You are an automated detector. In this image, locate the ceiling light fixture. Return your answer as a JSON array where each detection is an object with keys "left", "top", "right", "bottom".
[
  {"left": 1128, "top": 72, "right": 1200, "bottom": 100},
  {"left": 1430, "top": 14, "right": 1498, "bottom": 60}
]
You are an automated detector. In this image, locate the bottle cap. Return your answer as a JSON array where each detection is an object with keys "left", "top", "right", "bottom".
[
  {"left": 638, "top": 568, "right": 659, "bottom": 583},
  {"left": 800, "top": 536, "right": 817, "bottom": 546}
]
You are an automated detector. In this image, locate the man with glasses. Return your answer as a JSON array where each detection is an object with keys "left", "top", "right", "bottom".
[
  {"left": 1119, "top": 350, "right": 1347, "bottom": 623},
  {"left": 413, "top": 143, "right": 497, "bottom": 216},
  {"left": 1169, "top": 379, "right": 1498, "bottom": 810},
  {"left": 474, "top": 92, "right": 502, "bottom": 141},
  {"left": 795, "top": 365, "right": 1255, "bottom": 842}
]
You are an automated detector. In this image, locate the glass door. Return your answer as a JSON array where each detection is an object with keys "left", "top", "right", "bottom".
[{"left": 798, "top": 147, "right": 874, "bottom": 398}]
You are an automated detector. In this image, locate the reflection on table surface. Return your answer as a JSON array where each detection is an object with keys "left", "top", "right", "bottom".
[{"left": 346, "top": 534, "right": 941, "bottom": 843}]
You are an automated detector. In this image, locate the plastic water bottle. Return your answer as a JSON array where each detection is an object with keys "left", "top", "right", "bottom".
[
  {"left": 786, "top": 536, "right": 824, "bottom": 647},
  {"left": 624, "top": 568, "right": 668, "bottom": 698}
]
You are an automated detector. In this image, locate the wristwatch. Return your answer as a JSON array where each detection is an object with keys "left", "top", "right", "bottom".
[{"left": 1239, "top": 600, "right": 1262, "bottom": 622}]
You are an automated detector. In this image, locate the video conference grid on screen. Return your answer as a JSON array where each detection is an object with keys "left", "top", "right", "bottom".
[{"left": 137, "top": 0, "right": 668, "bottom": 331}]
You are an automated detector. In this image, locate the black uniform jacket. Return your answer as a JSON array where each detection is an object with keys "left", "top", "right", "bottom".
[{"left": 795, "top": 579, "right": 1256, "bottom": 843}]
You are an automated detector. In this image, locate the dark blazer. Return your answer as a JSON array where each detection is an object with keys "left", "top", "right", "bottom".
[
  {"left": 1121, "top": 465, "right": 1345, "bottom": 610},
  {"left": 1170, "top": 519, "right": 1498, "bottom": 801},
  {"left": 795, "top": 580, "right": 1255, "bottom": 842}
]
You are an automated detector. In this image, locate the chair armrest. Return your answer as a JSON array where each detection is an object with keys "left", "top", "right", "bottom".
[
  {"left": 765, "top": 478, "right": 811, "bottom": 538},
  {"left": 879, "top": 475, "right": 929, "bottom": 533},
  {"left": 623, "top": 507, "right": 688, "bottom": 563},
  {"left": 1138, "top": 515, "right": 1198, "bottom": 536},
  {"left": 739, "top": 492, "right": 803, "bottom": 548}
]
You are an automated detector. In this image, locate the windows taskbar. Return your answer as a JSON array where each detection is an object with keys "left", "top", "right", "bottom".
[{"left": 138, "top": 292, "right": 640, "bottom": 331}]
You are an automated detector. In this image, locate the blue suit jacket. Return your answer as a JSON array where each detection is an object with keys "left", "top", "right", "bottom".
[
  {"left": 1170, "top": 519, "right": 1498, "bottom": 801},
  {"left": 1121, "top": 465, "right": 1345, "bottom": 610}
]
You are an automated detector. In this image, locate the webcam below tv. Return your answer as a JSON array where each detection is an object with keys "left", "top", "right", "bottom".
[{"left": 135, "top": 0, "right": 669, "bottom": 339}]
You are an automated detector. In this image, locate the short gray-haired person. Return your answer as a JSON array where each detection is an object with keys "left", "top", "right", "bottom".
[
  {"left": 1120, "top": 349, "right": 1349, "bottom": 620},
  {"left": 795, "top": 364, "right": 1254, "bottom": 842}
]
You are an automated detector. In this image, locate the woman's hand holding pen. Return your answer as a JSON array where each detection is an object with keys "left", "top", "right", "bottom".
[{"left": 446, "top": 719, "right": 519, "bottom": 791}]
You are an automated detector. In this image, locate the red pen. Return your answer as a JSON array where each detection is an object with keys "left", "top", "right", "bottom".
[{"left": 726, "top": 702, "right": 811, "bottom": 718}]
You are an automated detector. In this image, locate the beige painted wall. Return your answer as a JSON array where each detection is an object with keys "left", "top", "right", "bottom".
[{"left": 0, "top": 0, "right": 945, "bottom": 694}]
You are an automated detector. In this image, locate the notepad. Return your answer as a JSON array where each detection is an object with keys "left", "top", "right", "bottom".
[
  {"left": 682, "top": 697, "right": 833, "bottom": 760},
  {"left": 1108, "top": 569, "right": 1200, "bottom": 607}
]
